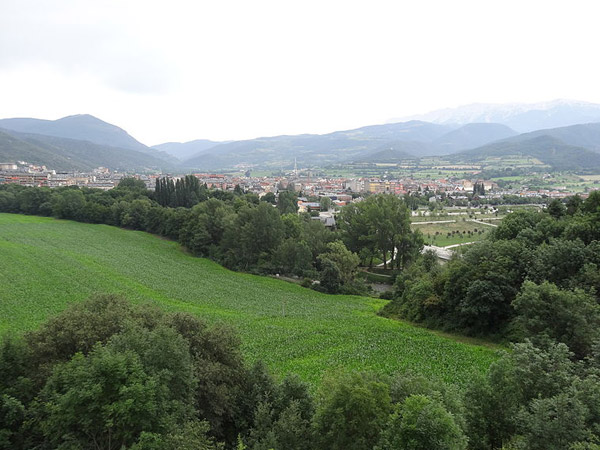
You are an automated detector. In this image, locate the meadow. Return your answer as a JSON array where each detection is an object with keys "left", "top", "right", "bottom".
[
  {"left": 413, "top": 220, "right": 492, "bottom": 246},
  {"left": 0, "top": 213, "right": 498, "bottom": 385}
]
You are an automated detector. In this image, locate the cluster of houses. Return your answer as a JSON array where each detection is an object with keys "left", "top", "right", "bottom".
[{"left": 0, "top": 162, "right": 587, "bottom": 202}]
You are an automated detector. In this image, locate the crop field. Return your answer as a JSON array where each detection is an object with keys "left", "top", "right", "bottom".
[
  {"left": 412, "top": 219, "right": 491, "bottom": 247},
  {"left": 478, "top": 156, "right": 549, "bottom": 170},
  {"left": 0, "top": 213, "right": 498, "bottom": 385}
]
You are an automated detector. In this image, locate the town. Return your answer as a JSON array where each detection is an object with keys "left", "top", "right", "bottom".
[{"left": 0, "top": 160, "right": 588, "bottom": 205}]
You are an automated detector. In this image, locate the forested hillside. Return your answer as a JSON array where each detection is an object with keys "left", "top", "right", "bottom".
[
  {"left": 0, "top": 130, "right": 173, "bottom": 171},
  {"left": 453, "top": 135, "right": 600, "bottom": 170},
  {"left": 0, "top": 114, "right": 150, "bottom": 152}
]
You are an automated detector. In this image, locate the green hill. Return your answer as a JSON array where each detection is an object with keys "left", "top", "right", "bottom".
[
  {"left": 355, "top": 146, "right": 418, "bottom": 163},
  {"left": 0, "top": 130, "right": 173, "bottom": 171},
  {"left": 452, "top": 135, "right": 600, "bottom": 170},
  {"left": 512, "top": 122, "right": 600, "bottom": 152},
  {"left": 183, "top": 121, "right": 453, "bottom": 169},
  {"left": 0, "top": 114, "right": 149, "bottom": 152},
  {"left": 0, "top": 213, "right": 497, "bottom": 384}
]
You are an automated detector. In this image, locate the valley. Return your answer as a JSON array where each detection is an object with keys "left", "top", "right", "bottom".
[{"left": 0, "top": 213, "right": 498, "bottom": 385}]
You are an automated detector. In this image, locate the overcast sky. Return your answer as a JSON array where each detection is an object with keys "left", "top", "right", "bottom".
[{"left": 1, "top": 0, "right": 599, "bottom": 145}]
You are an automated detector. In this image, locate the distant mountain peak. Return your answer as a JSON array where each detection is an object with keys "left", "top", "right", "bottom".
[
  {"left": 391, "top": 99, "right": 600, "bottom": 132},
  {"left": 59, "top": 113, "right": 105, "bottom": 123}
]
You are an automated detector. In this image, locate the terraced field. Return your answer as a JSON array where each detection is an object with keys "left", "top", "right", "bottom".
[{"left": 0, "top": 213, "right": 499, "bottom": 385}]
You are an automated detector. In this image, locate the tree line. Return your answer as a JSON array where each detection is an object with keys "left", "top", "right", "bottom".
[
  {"left": 0, "top": 178, "right": 422, "bottom": 295},
  {"left": 384, "top": 194, "right": 600, "bottom": 352}
]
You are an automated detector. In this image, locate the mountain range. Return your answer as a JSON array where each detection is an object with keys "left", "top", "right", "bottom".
[
  {"left": 398, "top": 99, "right": 600, "bottom": 133},
  {"left": 451, "top": 135, "right": 600, "bottom": 171},
  {"left": 2, "top": 99, "right": 600, "bottom": 172},
  {"left": 153, "top": 139, "right": 229, "bottom": 161},
  {"left": 0, "top": 115, "right": 175, "bottom": 171},
  {"left": 0, "top": 130, "right": 171, "bottom": 172},
  {"left": 0, "top": 115, "right": 149, "bottom": 152}
]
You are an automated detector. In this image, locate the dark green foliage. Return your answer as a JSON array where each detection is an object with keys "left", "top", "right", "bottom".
[
  {"left": 261, "top": 192, "right": 276, "bottom": 204},
  {"left": 384, "top": 196, "right": 600, "bottom": 348},
  {"left": 37, "top": 345, "right": 172, "bottom": 449},
  {"left": 163, "top": 313, "right": 247, "bottom": 442},
  {"left": 313, "top": 372, "right": 391, "bottom": 450},
  {"left": 472, "top": 181, "right": 485, "bottom": 196},
  {"left": 273, "top": 239, "right": 313, "bottom": 276},
  {"left": 512, "top": 281, "right": 600, "bottom": 358},
  {"left": 0, "top": 294, "right": 256, "bottom": 449},
  {"left": 318, "top": 240, "right": 360, "bottom": 285},
  {"left": 179, "top": 198, "right": 234, "bottom": 257},
  {"left": 319, "top": 258, "right": 342, "bottom": 294},
  {"left": 117, "top": 176, "right": 147, "bottom": 190},
  {"left": 276, "top": 190, "right": 298, "bottom": 214},
  {"left": 547, "top": 198, "right": 566, "bottom": 218},
  {"left": 51, "top": 188, "right": 86, "bottom": 220},
  {"left": 338, "top": 194, "right": 419, "bottom": 270},
  {"left": 464, "top": 340, "right": 600, "bottom": 449},
  {"left": 244, "top": 374, "right": 314, "bottom": 450},
  {"left": 221, "top": 201, "right": 285, "bottom": 271},
  {"left": 377, "top": 395, "right": 467, "bottom": 450},
  {"left": 131, "top": 421, "right": 222, "bottom": 450},
  {"left": 155, "top": 175, "right": 208, "bottom": 208},
  {"left": 0, "top": 394, "right": 25, "bottom": 449},
  {"left": 517, "top": 390, "right": 590, "bottom": 450}
]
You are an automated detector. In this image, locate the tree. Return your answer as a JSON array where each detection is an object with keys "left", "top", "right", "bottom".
[
  {"left": 1, "top": 293, "right": 259, "bottom": 448},
  {"left": 16, "top": 187, "right": 52, "bottom": 216},
  {"left": 313, "top": 372, "right": 391, "bottom": 450},
  {"left": 118, "top": 177, "right": 147, "bottom": 191},
  {"left": 338, "top": 195, "right": 415, "bottom": 270},
  {"left": 377, "top": 395, "right": 467, "bottom": 450},
  {"left": 319, "top": 196, "right": 332, "bottom": 211},
  {"left": 179, "top": 199, "right": 233, "bottom": 257},
  {"left": 319, "top": 259, "right": 342, "bottom": 294},
  {"left": 246, "top": 374, "right": 314, "bottom": 450},
  {"left": 221, "top": 202, "right": 284, "bottom": 270},
  {"left": 464, "top": 340, "right": 577, "bottom": 449},
  {"left": 273, "top": 239, "right": 313, "bottom": 276},
  {"left": 37, "top": 345, "right": 172, "bottom": 449},
  {"left": 518, "top": 391, "right": 589, "bottom": 450},
  {"left": 473, "top": 182, "right": 485, "bottom": 196},
  {"left": 318, "top": 241, "right": 359, "bottom": 285},
  {"left": 547, "top": 199, "right": 566, "bottom": 219},
  {"left": 512, "top": 281, "right": 600, "bottom": 358},
  {"left": 51, "top": 188, "right": 86, "bottom": 221},
  {"left": 121, "top": 198, "right": 152, "bottom": 230},
  {"left": 261, "top": 192, "right": 276, "bottom": 205},
  {"left": 277, "top": 190, "right": 298, "bottom": 215}
]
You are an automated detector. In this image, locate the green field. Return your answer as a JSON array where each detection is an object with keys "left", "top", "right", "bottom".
[
  {"left": 412, "top": 219, "right": 492, "bottom": 246},
  {"left": 0, "top": 213, "right": 498, "bottom": 385}
]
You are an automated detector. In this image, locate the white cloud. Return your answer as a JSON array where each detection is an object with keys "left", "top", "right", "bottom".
[{"left": 1, "top": 0, "right": 599, "bottom": 144}]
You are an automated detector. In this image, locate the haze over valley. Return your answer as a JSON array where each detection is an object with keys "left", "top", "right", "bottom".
[{"left": 3, "top": 99, "right": 600, "bottom": 172}]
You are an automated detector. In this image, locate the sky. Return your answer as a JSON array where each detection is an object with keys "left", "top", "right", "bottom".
[{"left": 1, "top": 0, "right": 600, "bottom": 145}]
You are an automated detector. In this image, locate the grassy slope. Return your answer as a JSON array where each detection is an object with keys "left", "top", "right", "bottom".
[{"left": 0, "top": 214, "right": 498, "bottom": 384}]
